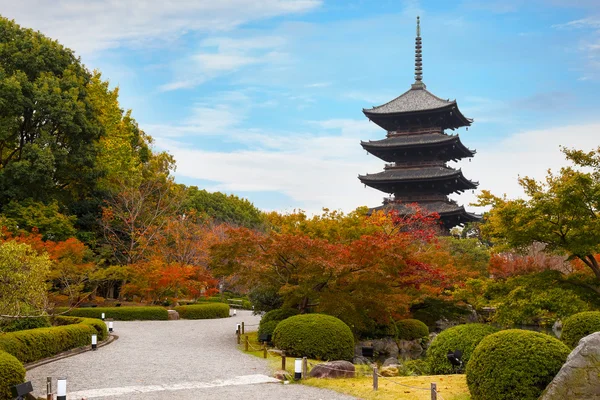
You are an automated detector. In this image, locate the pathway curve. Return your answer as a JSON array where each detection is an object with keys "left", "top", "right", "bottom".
[{"left": 26, "top": 310, "right": 356, "bottom": 399}]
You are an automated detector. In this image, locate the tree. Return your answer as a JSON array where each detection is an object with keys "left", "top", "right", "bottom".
[
  {"left": 184, "top": 187, "right": 264, "bottom": 228},
  {"left": 0, "top": 240, "right": 50, "bottom": 317},
  {"left": 475, "top": 147, "right": 600, "bottom": 287}
]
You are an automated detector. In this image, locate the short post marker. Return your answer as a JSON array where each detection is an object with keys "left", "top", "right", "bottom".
[
  {"left": 91, "top": 333, "right": 98, "bottom": 350},
  {"left": 281, "top": 350, "right": 286, "bottom": 370},
  {"left": 57, "top": 377, "right": 67, "bottom": 400},
  {"left": 302, "top": 357, "right": 308, "bottom": 379},
  {"left": 263, "top": 342, "right": 267, "bottom": 358},
  {"left": 294, "top": 358, "right": 302, "bottom": 380},
  {"left": 101, "top": 312, "right": 105, "bottom": 321},
  {"left": 108, "top": 321, "right": 113, "bottom": 333},
  {"left": 241, "top": 321, "right": 245, "bottom": 334},
  {"left": 237, "top": 331, "right": 241, "bottom": 345},
  {"left": 46, "top": 377, "right": 52, "bottom": 400},
  {"left": 373, "top": 366, "right": 378, "bottom": 391},
  {"left": 431, "top": 382, "right": 437, "bottom": 400},
  {"left": 245, "top": 335, "right": 249, "bottom": 352}
]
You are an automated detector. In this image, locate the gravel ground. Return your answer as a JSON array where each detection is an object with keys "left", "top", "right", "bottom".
[{"left": 26, "top": 310, "right": 356, "bottom": 399}]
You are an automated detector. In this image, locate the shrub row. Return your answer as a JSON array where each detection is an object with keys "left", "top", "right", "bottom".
[
  {"left": 0, "top": 350, "right": 25, "bottom": 400},
  {"left": 0, "top": 316, "right": 106, "bottom": 364},
  {"left": 0, "top": 316, "right": 51, "bottom": 332},
  {"left": 561, "top": 311, "right": 600, "bottom": 348},
  {"left": 273, "top": 314, "right": 354, "bottom": 361},
  {"left": 59, "top": 306, "right": 168, "bottom": 321},
  {"left": 174, "top": 303, "right": 230, "bottom": 319}
]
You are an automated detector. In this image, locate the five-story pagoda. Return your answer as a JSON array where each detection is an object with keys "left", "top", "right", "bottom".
[{"left": 359, "top": 17, "right": 480, "bottom": 230}]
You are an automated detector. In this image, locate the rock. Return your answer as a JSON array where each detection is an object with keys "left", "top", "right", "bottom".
[
  {"left": 167, "top": 310, "right": 179, "bottom": 320},
  {"left": 379, "top": 365, "right": 399, "bottom": 377},
  {"left": 372, "top": 338, "right": 399, "bottom": 359},
  {"left": 552, "top": 319, "right": 563, "bottom": 339},
  {"left": 273, "top": 369, "right": 292, "bottom": 381},
  {"left": 541, "top": 332, "right": 600, "bottom": 400},
  {"left": 397, "top": 339, "right": 423, "bottom": 354},
  {"left": 309, "top": 361, "right": 355, "bottom": 378},
  {"left": 382, "top": 357, "right": 400, "bottom": 366},
  {"left": 353, "top": 356, "right": 371, "bottom": 365}
]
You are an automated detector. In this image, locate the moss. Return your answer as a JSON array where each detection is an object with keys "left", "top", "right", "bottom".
[
  {"left": 426, "top": 323, "right": 498, "bottom": 375},
  {"left": 175, "top": 303, "right": 229, "bottom": 319},
  {"left": 0, "top": 350, "right": 25, "bottom": 400},
  {"left": 466, "top": 329, "right": 570, "bottom": 400},
  {"left": 59, "top": 306, "right": 168, "bottom": 321},
  {"left": 273, "top": 314, "right": 354, "bottom": 361},
  {"left": 561, "top": 311, "right": 600, "bottom": 348},
  {"left": 396, "top": 319, "right": 429, "bottom": 341}
]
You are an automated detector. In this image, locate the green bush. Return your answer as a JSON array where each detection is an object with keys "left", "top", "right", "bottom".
[
  {"left": 259, "top": 308, "right": 299, "bottom": 335},
  {"left": 426, "top": 323, "right": 498, "bottom": 374},
  {"left": 0, "top": 317, "right": 51, "bottom": 332},
  {"left": 53, "top": 316, "right": 109, "bottom": 341},
  {"left": 400, "top": 359, "right": 430, "bottom": 376},
  {"left": 396, "top": 319, "right": 429, "bottom": 340},
  {"left": 410, "top": 298, "right": 472, "bottom": 330},
  {"left": 59, "top": 306, "right": 168, "bottom": 321},
  {"left": 0, "top": 350, "right": 25, "bottom": 400},
  {"left": 0, "top": 320, "right": 97, "bottom": 363},
  {"left": 175, "top": 303, "right": 229, "bottom": 319},
  {"left": 561, "top": 311, "right": 600, "bottom": 348},
  {"left": 272, "top": 314, "right": 354, "bottom": 361},
  {"left": 466, "top": 329, "right": 570, "bottom": 400},
  {"left": 258, "top": 320, "right": 279, "bottom": 338}
]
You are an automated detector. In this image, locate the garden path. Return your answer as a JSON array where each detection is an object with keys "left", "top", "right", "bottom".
[{"left": 26, "top": 310, "right": 356, "bottom": 399}]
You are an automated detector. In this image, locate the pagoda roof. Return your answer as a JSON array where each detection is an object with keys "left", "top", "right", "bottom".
[
  {"left": 359, "top": 166, "right": 474, "bottom": 184},
  {"left": 370, "top": 201, "right": 482, "bottom": 227},
  {"left": 361, "top": 133, "right": 463, "bottom": 148},
  {"left": 364, "top": 85, "right": 455, "bottom": 115}
]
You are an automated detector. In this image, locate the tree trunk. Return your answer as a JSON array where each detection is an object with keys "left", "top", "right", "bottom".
[{"left": 581, "top": 255, "right": 600, "bottom": 282}]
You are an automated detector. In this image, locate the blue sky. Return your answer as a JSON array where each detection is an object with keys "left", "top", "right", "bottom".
[{"left": 3, "top": 0, "right": 600, "bottom": 214}]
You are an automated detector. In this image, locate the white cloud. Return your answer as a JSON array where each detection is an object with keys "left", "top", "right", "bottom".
[{"left": 1, "top": 0, "right": 321, "bottom": 54}]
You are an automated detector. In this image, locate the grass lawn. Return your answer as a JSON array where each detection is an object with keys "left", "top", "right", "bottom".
[{"left": 239, "top": 330, "right": 471, "bottom": 400}]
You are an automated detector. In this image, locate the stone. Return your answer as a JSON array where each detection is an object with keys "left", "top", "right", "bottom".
[
  {"left": 382, "top": 357, "right": 400, "bottom": 366},
  {"left": 541, "top": 332, "right": 600, "bottom": 400},
  {"left": 273, "top": 369, "right": 292, "bottom": 381},
  {"left": 309, "top": 361, "right": 355, "bottom": 378},
  {"left": 353, "top": 356, "right": 371, "bottom": 365},
  {"left": 397, "top": 339, "right": 423, "bottom": 354},
  {"left": 379, "top": 365, "right": 399, "bottom": 377},
  {"left": 167, "top": 310, "right": 179, "bottom": 320},
  {"left": 372, "top": 338, "right": 399, "bottom": 359}
]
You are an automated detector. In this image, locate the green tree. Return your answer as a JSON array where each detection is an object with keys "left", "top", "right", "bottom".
[
  {"left": 184, "top": 187, "right": 264, "bottom": 228},
  {"left": 1, "top": 200, "right": 76, "bottom": 241},
  {"left": 0, "top": 240, "right": 50, "bottom": 317},
  {"left": 0, "top": 17, "right": 103, "bottom": 208},
  {"left": 475, "top": 147, "right": 600, "bottom": 287}
]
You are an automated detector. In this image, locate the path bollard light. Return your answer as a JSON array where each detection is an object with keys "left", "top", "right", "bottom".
[
  {"left": 46, "top": 377, "right": 52, "bottom": 400},
  {"left": 236, "top": 323, "right": 241, "bottom": 334},
  {"left": 101, "top": 312, "right": 105, "bottom": 320},
  {"left": 294, "top": 358, "right": 302, "bottom": 380},
  {"left": 108, "top": 321, "right": 113, "bottom": 332},
  {"left": 91, "top": 334, "right": 98, "bottom": 350},
  {"left": 233, "top": 309, "right": 237, "bottom": 316},
  {"left": 57, "top": 378, "right": 67, "bottom": 400}
]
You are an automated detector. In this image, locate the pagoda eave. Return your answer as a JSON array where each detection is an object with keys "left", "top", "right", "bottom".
[
  {"left": 363, "top": 105, "right": 471, "bottom": 131},
  {"left": 361, "top": 136, "right": 475, "bottom": 161}
]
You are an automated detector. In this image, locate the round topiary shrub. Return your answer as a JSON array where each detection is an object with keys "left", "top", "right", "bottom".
[
  {"left": 426, "top": 323, "right": 498, "bottom": 374},
  {"left": 0, "top": 350, "right": 25, "bottom": 400},
  {"left": 396, "top": 319, "right": 429, "bottom": 341},
  {"left": 258, "top": 320, "right": 279, "bottom": 338},
  {"left": 466, "top": 329, "right": 570, "bottom": 400},
  {"left": 272, "top": 314, "right": 354, "bottom": 361},
  {"left": 561, "top": 311, "right": 600, "bottom": 348},
  {"left": 261, "top": 308, "right": 299, "bottom": 325}
]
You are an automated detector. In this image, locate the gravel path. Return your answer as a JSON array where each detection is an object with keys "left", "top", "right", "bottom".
[{"left": 26, "top": 310, "right": 356, "bottom": 399}]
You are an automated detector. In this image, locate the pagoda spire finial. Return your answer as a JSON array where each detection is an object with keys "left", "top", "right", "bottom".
[{"left": 414, "top": 16, "right": 423, "bottom": 85}]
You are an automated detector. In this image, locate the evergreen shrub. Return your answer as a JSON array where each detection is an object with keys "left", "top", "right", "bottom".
[
  {"left": 259, "top": 308, "right": 299, "bottom": 335},
  {"left": 258, "top": 320, "right": 279, "bottom": 338},
  {"left": 60, "top": 306, "right": 168, "bottom": 321},
  {"left": 272, "top": 314, "right": 354, "bottom": 361},
  {"left": 0, "top": 350, "right": 25, "bottom": 400},
  {"left": 396, "top": 319, "right": 429, "bottom": 340},
  {"left": 400, "top": 359, "right": 431, "bottom": 376},
  {"left": 560, "top": 311, "right": 600, "bottom": 348},
  {"left": 175, "top": 303, "right": 229, "bottom": 319},
  {"left": 0, "top": 317, "right": 51, "bottom": 332},
  {"left": 426, "top": 323, "right": 498, "bottom": 374},
  {"left": 0, "top": 318, "right": 104, "bottom": 363},
  {"left": 466, "top": 329, "right": 570, "bottom": 400}
]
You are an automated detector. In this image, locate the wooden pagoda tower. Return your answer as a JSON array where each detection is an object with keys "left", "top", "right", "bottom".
[{"left": 359, "top": 17, "right": 480, "bottom": 230}]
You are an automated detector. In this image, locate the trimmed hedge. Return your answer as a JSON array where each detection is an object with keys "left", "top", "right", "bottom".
[
  {"left": 466, "top": 329, "right": 570, "bottom": 400},
  {"left": 426, "top": 323, "right": 498, "bottom": 375},
  {"left": 60, "top": 306, "right": 168, "bottom": 321},
  {"left": 0, "top": 317, "right": 51, "bottom": 332},
  {"left": 175, "top": 303, "right": 230, "bottom": 319},
  {"left": 0, "top": 316, "right": 106, "bottom": 364},
  {"left": 561, "top": 311, "right": 600, "bottom": 348},
  {"left": 0, "top": 350, "right": 25, "bottom": 400},
  {"left": 259, "top": 308, "right": 298, "bottom": 336},
  {"left": 273, "top": 314, "right": 354, "bottom": 361},
  {"left": 258, "top": 320, "right": 279, "bottom": 338},
  {"left": 396, "top": 319, "right": 429, "bottom": 340}
]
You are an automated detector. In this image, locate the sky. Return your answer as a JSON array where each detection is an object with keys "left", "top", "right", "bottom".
[{"left": 1, "top": 0, "right": 600, "bottom": 215}]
